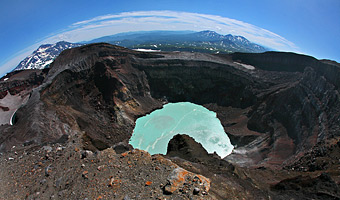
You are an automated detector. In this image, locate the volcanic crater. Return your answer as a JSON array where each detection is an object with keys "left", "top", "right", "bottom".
[{"left": 0, "top": 43, "right": 339, "bottom": 199}]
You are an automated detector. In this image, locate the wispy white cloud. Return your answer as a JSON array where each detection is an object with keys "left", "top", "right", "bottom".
[
  {"left": 47, "top": 10, "right": 299, "bottom": 51},
  {"left": 1, "top": 11, "right": 299, "bottom": 76}
]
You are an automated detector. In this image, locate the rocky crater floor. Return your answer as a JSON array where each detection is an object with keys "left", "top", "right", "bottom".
[{"left": 0, "top": 43, "right": 339, "bottom": 199}]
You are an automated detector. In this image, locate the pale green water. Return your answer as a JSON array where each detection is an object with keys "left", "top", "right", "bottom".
[{"left": 129, "top": 102, "right": 234, "bottom": 158}]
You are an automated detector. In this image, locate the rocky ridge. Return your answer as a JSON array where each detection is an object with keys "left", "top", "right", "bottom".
[{"left": 0, "top": 43, "right": 339, "bottom": 199}]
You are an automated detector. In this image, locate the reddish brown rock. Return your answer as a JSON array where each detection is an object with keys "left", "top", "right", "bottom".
[
  {"left": 0, "top": 106, "right": 9, "bottom": 111},
  {"left": 164, "top": 167, "right": 211, "bottom": 195}
]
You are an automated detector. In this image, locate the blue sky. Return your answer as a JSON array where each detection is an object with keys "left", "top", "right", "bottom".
[{"left": 0, "top": 0, "right": 339, "bottom": 76}]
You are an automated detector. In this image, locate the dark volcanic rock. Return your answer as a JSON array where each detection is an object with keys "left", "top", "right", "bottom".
[
  {"left": 1, "top": 43, "right": 339, "bottom": 169},
  {"left": 0, "top": 106, "right": 9, "bottom": 111},
  {"left": 0, "top": 69, "right": 49, "bottom": 126},
  {"left": 165, "top": 135, "right": 270, "bottom": 199},
  {"left": 134, "top": 55, "right": 260, "bottom": 108},
  {"left": 230, "top": 51, "right": 340, "bottom": 88},
  {"left": 0, "top": 43, "right": 340, "bottom": 199},
  {"left": 0, "top": 43, "right": 339, "bottom": 169},
  {"left": 166, "top": 134, "right": 234, "bottom": 171},
  {"left": 271, "top": 173, "right": 340, "bottom": 200},
  {"left": 230, "top": 51, "right": 319, "bottom": 72},
  {"left": 0, "top": 69, "right": 47, "bottom": 98},
  {"left": 243, "top": 66, "right": 340, "bottom": 167},
  {"left": 0, "top": 44, "right": 162, "bottom": 151}
]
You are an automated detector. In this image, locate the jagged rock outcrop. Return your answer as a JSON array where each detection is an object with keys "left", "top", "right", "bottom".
[{"left": 166, "top": 134, "right": 234, "bottom": 171}]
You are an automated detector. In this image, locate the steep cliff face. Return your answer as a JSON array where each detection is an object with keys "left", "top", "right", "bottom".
[
  {"left": 238, "top": 66, "right": 340, "bottom": 167},
  {"left": 1, "top": 43, "right": 339, "bottom": 169},
  {"left": 231, "top": 51, "right": 340, "bottom": 89},
  {"left": 0, "top": 69, "right": 47, "bottom": 98},
  {"left": 134, "top": 58, "right": 259, "bottom": 108},
  {"left": 0, "top": 44, "right": 162, "bottom": 151},
  {"left": 132, "top": 51, "right": 340, "bottom": 168},
  {"left": 43, "top": 56, "right": 161, "bottom": 150},
  {"left": 0, "top": 43, "right": 339, "bottom": 199},
  {"left": 0, "top": 69, "right": 48, "bottom": 126},
  {"left": 222, "top": 53, "right": 340, "bottom": 168}
]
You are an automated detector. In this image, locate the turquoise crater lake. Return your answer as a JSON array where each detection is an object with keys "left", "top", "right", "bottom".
[{"left": 129, "top": 102, "right": 234, "bottom": 158}]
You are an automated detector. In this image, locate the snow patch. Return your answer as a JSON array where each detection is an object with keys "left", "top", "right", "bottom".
[
  {"left": 15, "top": 42, "right": 82, "bottom": 71},
  {"left": 133, "top": 49, "right": 161, "bottom": 52},
  {"left": 234, "top": 62, "right": 255, "bottom": 70},
  {"left": 42, "top": 59, "right": 54, "bottom": 68}
]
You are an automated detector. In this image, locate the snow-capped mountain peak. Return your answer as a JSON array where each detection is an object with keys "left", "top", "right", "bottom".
[{"left": 14, "top": 41, "right": 82, "bottom": 71}]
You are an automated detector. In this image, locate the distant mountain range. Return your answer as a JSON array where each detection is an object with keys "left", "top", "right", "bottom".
[
  {"left": 14, "top": 31, "right": 268, "bottom": 71},
  {"left": 88, "top": 30, "right": 268, "bottom": 53}
]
